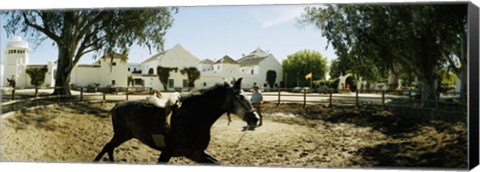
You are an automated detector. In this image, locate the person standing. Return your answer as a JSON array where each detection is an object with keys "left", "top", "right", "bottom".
[{"left": 251, "top": 86, "right": 263, "bottom": 126}]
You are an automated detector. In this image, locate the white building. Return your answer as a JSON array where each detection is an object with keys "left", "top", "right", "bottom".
[
  {"left": 130, "top": 44, "right": 201, "bottom": 91},
  {"left": 2, "top": 36, "right": 56, "bottom": 88},
  {"left": 198, "top": 48, "right": 283, "bottom": 89},
  {"left": 70, "top": 53, "right": 129, "bottom": 88},
  {"left": 2, "top": 37, "right": 283, "bottom": 91}
]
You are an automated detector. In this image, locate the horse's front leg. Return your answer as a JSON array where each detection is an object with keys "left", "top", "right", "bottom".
[
  {"left": 157, "top": 149, "right": 173, "bottom": 164},
  {"left": 187, "top": 151, "right": 220, "bottom": 165}
]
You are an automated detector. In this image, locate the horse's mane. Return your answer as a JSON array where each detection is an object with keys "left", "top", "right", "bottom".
[{"left": 178, "top": 82, "right": 230, "bottom": 108}]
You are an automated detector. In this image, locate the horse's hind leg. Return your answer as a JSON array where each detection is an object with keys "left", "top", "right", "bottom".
[
  {"left": 187, "top": 151, "right": 220, "bottom": 165},
  {"left": 93, "top": 134, "right": 132, "bottom": 162}
]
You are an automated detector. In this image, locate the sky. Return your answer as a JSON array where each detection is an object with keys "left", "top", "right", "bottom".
[{"left": 0, "top": 3, "right": 338, "bottom": 66}]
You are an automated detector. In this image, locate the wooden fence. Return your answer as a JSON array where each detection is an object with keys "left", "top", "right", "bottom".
[{"left": 1, "top": 86, "right": 467, "bottom": 115}]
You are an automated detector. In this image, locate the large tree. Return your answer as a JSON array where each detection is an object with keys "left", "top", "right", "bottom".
[
  {"left": 3, "top": 8, "right": 177, "bottom": 95},
  {"left": 282, "top": 49, "right": 328, "bottom": 88},
  {"left": 301, "top": 4, "right": 467, "bottom": 102}
]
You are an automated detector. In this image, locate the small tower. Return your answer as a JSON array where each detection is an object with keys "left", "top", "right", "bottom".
[{"left": 4, "top": 36, "right": 30, "bottom": 88}]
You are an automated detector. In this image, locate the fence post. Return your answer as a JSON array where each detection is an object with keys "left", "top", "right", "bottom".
[
  {"left": 276, "top": 89, "right": 281, "bottom": 107},
  {"left": 409, "top": 90, "right": 412, "bottom": 106},
  {"left": 303, "top": 88, "right": 307, "bottom": 108},
  {"left": 329, "top": 90, "right": 333, "bottom": 108},
  {"left": 11, "top": 89, "right": 15, "bottom": 101},
  {"left": 126, "top": 87, "right": 129, "bottom": 101},
  {"left": 150, "top": 87, "right": 153, "bottom": 96},
  {"left": 80, "top": 87, "right": 84, "bottom": 101},
  {"left": 382, "top": 90, "right": 385, "bottom": 107},
  {"left": 35, "top": 87, "right": 39, "bottom": 97},
  {"left": 103, "top": 92, "right": 106, "bottom": 101},
  {"left": 356, "top": 90, "right": 359, "bottom": 106},
  {"left": 57, "top": 88, "right": 60, "bottom": 103},
  {"left": 11, "top": 88, "right": 15, "bottom": 111}
]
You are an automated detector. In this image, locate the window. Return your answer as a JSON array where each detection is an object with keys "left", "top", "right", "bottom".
[
  {"left": 183, "top": 79, "right": 188, "bottom": 88},
  {"left": 134, "top": 79, "right": 142, "bottom": 85},
  {"left": 112, "top": 80, "right": 116, "bottom": 85},
  {"left": 128, "top": 67, "right": 130, "bottom": 71},
  {"left": 112, "top": 62, "right": 116, "bottom": 66},
  {"left": 168, "top": 79, "right": 174, "bottom": 88},
  {"left": 203, "top": 82, "right": 207, "bottom": 87},
  {"left": 251, "top": 69, "right": 254, "bottom": 74}
]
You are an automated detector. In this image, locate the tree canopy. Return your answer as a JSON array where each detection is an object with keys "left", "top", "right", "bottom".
[
  {"left": 3, "top": 8, "right": 177, "bottom": 95},
  {"left": 266, "top": 70, "right": 277, "bottom": 88},
  {"left": 282, "top": 49, "right": 328, "bottom": 88},
  {"left": 157, "top": 66, "right": 178, "bottom": 91},
  {"left": 180, "top": 67, "right": 201, "bottom": 90},
  {"left": 301, "top": 4, "right": 467, "bottom": 102},
  {"left": 26, "top": 67, "right": 48, "bottom": 88}
]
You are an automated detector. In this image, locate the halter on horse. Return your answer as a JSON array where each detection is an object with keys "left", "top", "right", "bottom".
[{"left": 93, "top": 78, "right": 260, "bottom": 164}]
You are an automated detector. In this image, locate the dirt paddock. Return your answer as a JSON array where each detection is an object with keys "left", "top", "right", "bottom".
[{"left": 0, "top": 101, "right": 467, "bottom": 169}]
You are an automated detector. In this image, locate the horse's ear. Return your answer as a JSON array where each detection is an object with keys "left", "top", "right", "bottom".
[{"left": 233, "top": 78, "right": 243, "bottom": 89}]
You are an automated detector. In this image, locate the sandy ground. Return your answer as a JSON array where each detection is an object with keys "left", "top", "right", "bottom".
[{"left": 0, "top": 102, "right": 467, "bottom": 169}]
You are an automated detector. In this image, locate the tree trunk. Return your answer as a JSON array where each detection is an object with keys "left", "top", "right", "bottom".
[
  {"left": 52, "top": 12, "right": 76, "bottom": 96},
  {"left": 52, "top": 48, "right": 73, "bottom": 96},
  {"left": 420, "top": 68, "right": 438, "bottom": 107},
  {"left": 458, "top": 66, "right": 467, "bottom": 102},
  {"left": 388, "top": 70, "right": 398, "bottom": 91}
]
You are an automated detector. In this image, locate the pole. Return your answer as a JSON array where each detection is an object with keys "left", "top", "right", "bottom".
[
  {"left": 310, "top": 74, "right": 313, "bottom": 89},
  {"left": 297, "top": 72, "right": 299, "bottom": 87}
]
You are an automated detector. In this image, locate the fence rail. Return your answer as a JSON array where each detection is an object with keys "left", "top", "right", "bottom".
[{"left": 1, "top": 86, "right": 467, "bottom": 115}]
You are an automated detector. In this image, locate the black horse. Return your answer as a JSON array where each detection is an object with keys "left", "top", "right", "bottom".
[{"left": 93, "top": 78, "right": 260, "bottom": 164}]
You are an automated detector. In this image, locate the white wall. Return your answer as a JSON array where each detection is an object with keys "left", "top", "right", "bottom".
[
  {"left": 4, "top": 48, "right": 29, "bottom": 88},
  {"left": 142, "top": 60, "right": 157, "bottom": 75},
  {"left": 99, "top": 58, "right": 129, "bottom": 87},
  {"left": 255, "top": 55, "right": 283, "bottom": 88},
  {"left": 71, "top": 66, "right": 101, "bottom": 87},
  {"left": 158, "top": 44, "right": 200, "bottom": 69}
]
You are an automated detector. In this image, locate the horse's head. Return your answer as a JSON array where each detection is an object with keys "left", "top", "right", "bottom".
[{"left": 226, "top": 78, "right": 260, "bottom": 131}]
